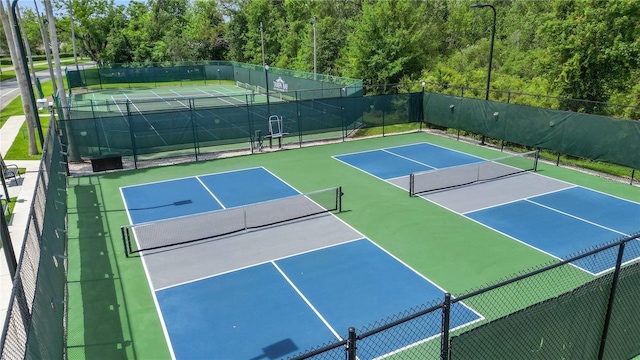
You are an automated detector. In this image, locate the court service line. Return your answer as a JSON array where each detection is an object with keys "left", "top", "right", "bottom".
[
  {"left": 123, "top": 93, "right": 169, "bottom": 146},
  {"left": 525, "top": 198, "right": 630, "bottom": 236},
  {"left": 195, "top": 176, "right": 226, "bottom": 209},
  {"left": 331, "top": 156, "right": 411, "bottom": 195},
  {"left": 459, "top": 185, "right": 578, "bottom": 215},
  {"left": 149, "top": 89, "right": 176, "bottom": 106},
  {"left": 271, "top": 261, "right": 343, "bottom": 341},
  {"left": 458, "top": 211, "right": 597, "bottom": 275},
  {"left": 196, "top": 88, "right": 238, "bottom": 107},
  {"left": 154, "top": 237, "right": 365, "bottom": 292},
  {"left": 381, "top": 148, "right": 438, "bottom": 169}
]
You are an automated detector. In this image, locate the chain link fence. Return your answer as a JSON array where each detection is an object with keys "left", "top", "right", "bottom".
[
  {"left": 0, "top": 120, "right": 68, "bottom": 360},
  {"left": 288, "top": 233, "right": 640, "bottom": 359}
]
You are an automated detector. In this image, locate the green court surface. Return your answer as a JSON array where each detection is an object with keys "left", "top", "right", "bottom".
[
  {"left": 69, "top": 84, "right": 275, "bottom": 114},
  {"left": 65, "top": 131, "right": 640, "bottom": 359}
]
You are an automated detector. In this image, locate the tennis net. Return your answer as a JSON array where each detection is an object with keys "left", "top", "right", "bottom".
[
  {"left": 121, "top": 186, "right": 343, "bottom": 256},
  {"left": 409, "top": 150, "right": 539, "bottom": 196}
]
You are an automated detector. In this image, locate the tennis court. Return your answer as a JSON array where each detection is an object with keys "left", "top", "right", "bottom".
[
  {"left": 119, "top": 167, "right": 481, "bottom": 359},
  {"left": 334, "top": 143, "right": 640, "bottom": 275},
  {"left": 65, "top": 132, "right": 640, "bottom": 359}
]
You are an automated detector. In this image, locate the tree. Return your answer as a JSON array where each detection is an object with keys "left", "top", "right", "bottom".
[
  {"left": 538, "top": 0, "right": 640, "bottom": 113},
  {"left": 342, "top": 0, "right": 434, "bottom": 89}
]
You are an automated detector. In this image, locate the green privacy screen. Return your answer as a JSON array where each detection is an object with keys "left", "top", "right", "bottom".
[
  {"left": 66, "top": 61, "right": 363, "bottom": 100},
  {"left": 59, "top": 91, "right": 639, "bottom": 171},
  {"left": 423, "top": 92, "right": 640, "bottom": 170}
]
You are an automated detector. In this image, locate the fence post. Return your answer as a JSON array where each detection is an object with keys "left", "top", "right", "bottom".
[
  {"left": 597, "top": 242, "right": 626, "bottom": 360},
  {"left": 346, "top": 327, "right": 357, "bottom": 360},
  {"left": 126, "top": 102, "right": 138, "bottom": 169},
  {"left": 441, "top": 293, "right": 451, "bottom": 360}
]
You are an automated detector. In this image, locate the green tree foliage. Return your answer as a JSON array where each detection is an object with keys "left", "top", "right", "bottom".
[
  {"left": 342, "top": 0, "right": 434, "bottom": 87},
  {"left": 7, "top": 0, "right": 639, "bottom": 118},
  {"left": 537, "top": 0, "right": 640, "bottom": 113}
]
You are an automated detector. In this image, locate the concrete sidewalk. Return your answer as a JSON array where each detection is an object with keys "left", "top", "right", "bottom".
[{"left": 0, "top": 115, "right": 40, "bottom": 329}]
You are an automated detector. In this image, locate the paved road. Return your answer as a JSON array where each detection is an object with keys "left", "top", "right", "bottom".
[{"left": 0, "top": 61, "right": 95, "bottom": 110}]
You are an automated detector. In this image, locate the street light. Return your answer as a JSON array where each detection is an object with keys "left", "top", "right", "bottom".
[
  {"left": 312, "top": 16, "right": 317, "bottom": 80},
  {"left": 471, "top": 3, "right": 496, "bottom": 145},
  {"left": 260, "top": 22, "right": 265, "bottom": 67},
  {"left": 264, "top": 64, "right": 270, "bottom": 114}
]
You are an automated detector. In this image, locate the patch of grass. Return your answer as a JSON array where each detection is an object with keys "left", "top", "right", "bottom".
[
  {"left": 1, "top": 78, "right": 56, "bottom": 160},
  {"left": 4, "top": 116, "right": 50, "bottom": 160},
  {"left": 1, "top": 197, "right": 17, "bottom": 224}
]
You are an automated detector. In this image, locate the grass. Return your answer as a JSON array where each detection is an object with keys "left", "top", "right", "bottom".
[
  {"left": 4, "top": 117, "right": 50, "bottom": 160},
  {"left": 1, "top": 197, "right": 17, "bottom": 224},
  {"left": 1, "top": 78, "right": 56, "bottom": 159}
]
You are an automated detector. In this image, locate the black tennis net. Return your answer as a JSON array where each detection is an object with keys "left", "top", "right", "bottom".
[
  {"left": 121, "top": 186, "right": 343, "bottom": 257},
  {"left": 409, "top": 150, "right": 539, "bottom": 196}
]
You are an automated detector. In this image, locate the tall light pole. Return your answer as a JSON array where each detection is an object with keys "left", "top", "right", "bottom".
[
  {"left": 264, "top": 64, "right": 270, "bottom": 115},
  {"left": 260, "top": 22, "right": 265, "bottom": 66},
  {"left": 471, "top": 3, "right": 496, "bottom": 145},
  {"left": 68, "top": 0, "right": 80, "bottom": 71},
  {"left": 312, "top": 15, "right": 317, "bottom": 80}
]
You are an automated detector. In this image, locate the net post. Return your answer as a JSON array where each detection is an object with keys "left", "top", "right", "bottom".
[
  {"left": 534, "top": 148, "right": 540, "bottom": 171},
  {"left": 409, "top": 173, "right": 415, "bottom": 197},
  {"left": 441, "top": 292, "right": 451, "bottom": 360},
  {"left": 121, "top": 226, "right": 129, "bottom": 258},
  {"left": 337, "top": 186, "right": 343, "bottom": 212}
]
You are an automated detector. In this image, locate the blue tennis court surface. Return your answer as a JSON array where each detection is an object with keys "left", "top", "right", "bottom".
[
  {"left": 157, "top": 239, "right": 481, "bottom": 359},
  {"left": 121, "top": 167, "right": 482, "bottom": 359},
  {"left": 335, "top": 143, "right": 640, "bottom": 275},
  {"left": 120, "top": 167, "right": 297, "bottom": 224},
  {"left": 466, "top": 187, "right": 640, "bottom": 274},
  {"left": 334, "top": 142, "right": 483, "bottom": 180}
]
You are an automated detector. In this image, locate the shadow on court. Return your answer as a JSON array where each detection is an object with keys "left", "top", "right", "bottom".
[
  {"left": 67, "top": 183, "right": 131, "bottom": 359},
  {"left": 250, "top": 338, "right": 298, "bottom": 360}
]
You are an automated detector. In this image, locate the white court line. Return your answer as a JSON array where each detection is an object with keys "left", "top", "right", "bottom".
[
  {"left": 119, "top": 187, "right": 178, "bottom": 360},
  {"left": 271, "top": 261, "right": 343, "bottom": 340},
  {"left": 525, "top": 198, "right": 630, "bottom": 236},
  {"left": 123, "top": 92, "right": 168, "bottom": 146},
  {"left": 195, "top": 176, "right": 226, "bottom": 209},
  {"left": 381, "top": 148, "right": 437, "bottom": 169}
]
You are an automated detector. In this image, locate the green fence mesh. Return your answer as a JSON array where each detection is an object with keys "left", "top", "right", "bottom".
[
  {"left": 423, "top": 92, "right": 640, "bottom": 170},
  {"left": 59, "top": 90, "right": 638, "bottom": 171},
  {"left": 288, "top": 235, "right": 640, "bottom": 359},
  {"left": 0, "top": 120, "right": 68, "bottom": 360},
  {"left": 66, "top": 61, "right": 363, "bottom": 100}
]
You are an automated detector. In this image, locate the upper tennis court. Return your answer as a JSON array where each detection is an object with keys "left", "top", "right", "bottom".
[{"left": 65, "top": 130, "right": 640, "bottom": 359}]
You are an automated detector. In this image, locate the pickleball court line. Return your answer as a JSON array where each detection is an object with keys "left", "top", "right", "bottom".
[
  {"left": 122, "top": 93, "right": 169, "bottom": 146},
  {"left": 194, "top": 176, "right": 226, "bottom": 209},
  {"left": 456, "top": 185, "right": 576, "bottom": 215},
  {"left": 271, "top": 261, "right": 343, "bottom": 340},
  {"left": 524, "top": 198, "right": 631, "bottom": 236},
  {"left": 381, "top": 148, "right": 438, "bottom": 169},
  {"left": 126, "top": 166, "right": 482, "bottom": 358}
]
